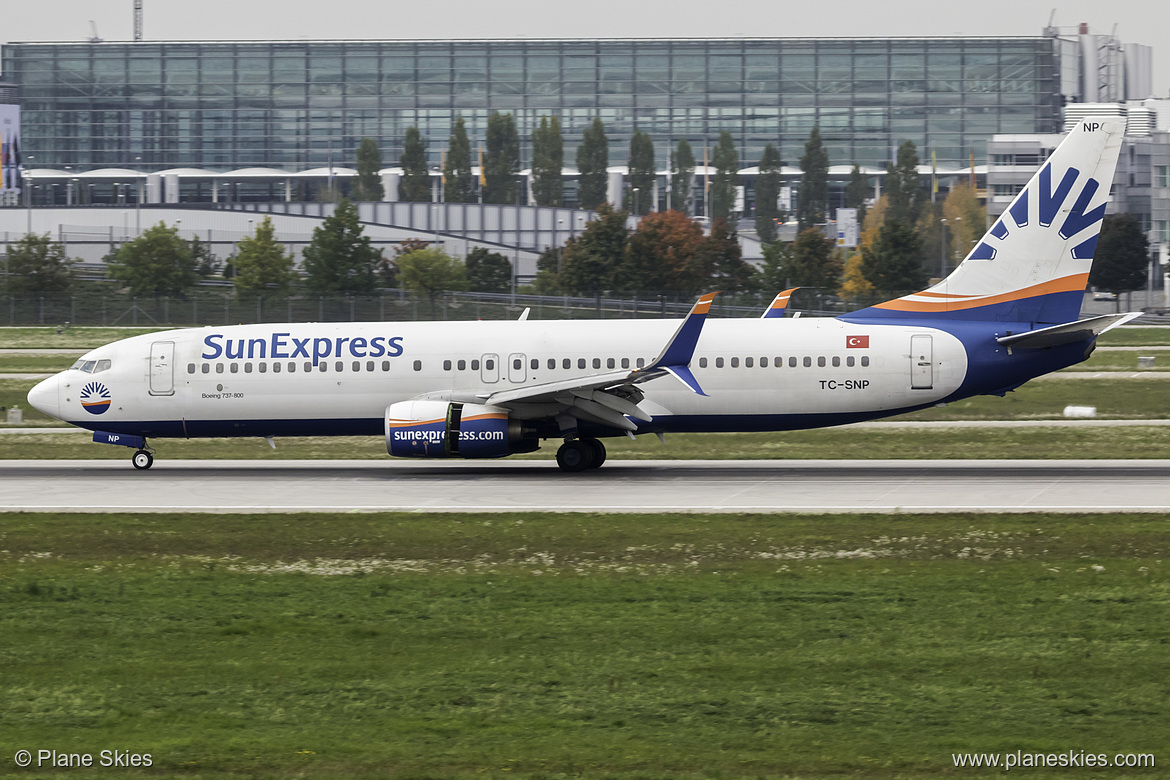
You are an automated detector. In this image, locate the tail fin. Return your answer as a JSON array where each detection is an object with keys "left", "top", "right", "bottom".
[{"left": 849, "top": 118, "right": 1125, "bottom": 324}]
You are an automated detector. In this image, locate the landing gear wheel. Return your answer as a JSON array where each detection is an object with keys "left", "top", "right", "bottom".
[
  {"left": 132, "top": 450, "right": 154, "bottom": 470},
  {"left": 582, "top": 438, "right": 606, "bottom": 469},
  {"left": 556, "top": 440, "right": 595, "bottom": 473}
]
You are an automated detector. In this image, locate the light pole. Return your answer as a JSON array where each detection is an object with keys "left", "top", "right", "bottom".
[
  {"left": 633, "top": 187, "right": 640, "bottom": 218},
  {"left": 939, "top": 218, "right": 948, "bottom": 278}
]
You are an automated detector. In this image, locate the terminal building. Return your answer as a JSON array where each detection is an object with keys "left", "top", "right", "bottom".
[{"left": 0, "top": 26, "right": 1166, "bottom": 269}]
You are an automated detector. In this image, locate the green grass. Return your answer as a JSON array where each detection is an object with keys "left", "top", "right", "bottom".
[
  {"left": 899, "top": 377, "right": 1170, "bottom": 421},
  {"left": 0, "top": 326, "right": 169, "bottom": 349},
  {"left": 1095, "top": 327, "right": 1170, "bottom": 347},
  {"left": 0, "top": 353, "right": 84, "bottom": 373},
  {"left": 1, "top": 511, "right": 1166, "bottom": 779},
  {"left": 1070, "top": 350, "right": 1170, "bottom": 372}
]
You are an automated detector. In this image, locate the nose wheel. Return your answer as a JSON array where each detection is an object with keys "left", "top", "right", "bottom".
[{"left": 132, "top": 449, "right": 154, "bottom": 470}]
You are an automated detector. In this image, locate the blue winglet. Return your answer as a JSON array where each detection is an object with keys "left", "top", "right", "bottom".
[
  {"left": 662, "top": 365, "right": 708, "bottom": 396},
  {"left": 639, "top": 292, "right": 718, "bottom": 396}
]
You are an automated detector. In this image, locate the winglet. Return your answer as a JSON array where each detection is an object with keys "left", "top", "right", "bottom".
[
  {"left": 637, "top": 292, "right": 718, "bottom": 395},
  {"left": 761, "top": 288, "right": 799, "bottom": 319}
]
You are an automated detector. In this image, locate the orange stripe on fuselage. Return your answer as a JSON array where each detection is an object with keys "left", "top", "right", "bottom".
[{"left": 872, "top": 274, "right": 1089, "bottom": 313}]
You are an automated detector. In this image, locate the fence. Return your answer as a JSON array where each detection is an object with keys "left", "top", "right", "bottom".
[{"left": 0, "top": 288, "right": 855, "bottom": 329}]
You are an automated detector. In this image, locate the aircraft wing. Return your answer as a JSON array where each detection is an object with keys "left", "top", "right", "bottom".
[{"left": 409, "top": 293, "right": 719, "bottom": 433}]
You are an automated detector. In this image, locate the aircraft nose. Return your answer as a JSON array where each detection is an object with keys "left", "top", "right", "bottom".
[{"left": 27, "top": 374, "right": 61, "bottom": 420}]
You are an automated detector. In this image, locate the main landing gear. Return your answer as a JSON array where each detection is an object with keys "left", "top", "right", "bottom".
[
  {"left": 132, "top": 447, "right": 154, "bottom": 470},
  {"left": 555, "top": 438, "right": 606, "bottom": 473}
]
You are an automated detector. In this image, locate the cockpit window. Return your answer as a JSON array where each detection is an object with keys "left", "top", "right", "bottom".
[
  {"left": 95, "top": 359, "right": 112, "bottom": 373},
  {"left": 81, "top": 360, "right": 97, "bottom": 373}
]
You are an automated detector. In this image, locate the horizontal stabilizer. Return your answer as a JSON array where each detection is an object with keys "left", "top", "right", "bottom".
[{"left": 996, "top": 312, "right": 1142, "bottom": 349}]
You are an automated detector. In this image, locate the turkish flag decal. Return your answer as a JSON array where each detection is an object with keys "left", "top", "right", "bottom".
[{"left": 846, "top": 335, "right": 869, "bottom": 348}]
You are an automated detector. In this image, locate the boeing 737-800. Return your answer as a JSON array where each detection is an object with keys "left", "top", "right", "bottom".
[{"left": 28, "top": 119, "right": 1137, "bottom": 471}]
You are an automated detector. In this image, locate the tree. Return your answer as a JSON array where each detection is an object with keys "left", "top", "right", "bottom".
[
  {"left": 698, "top": 218, "right": 755, "bottom": 294},
  {"left": 190, "top": 235, "right": 220, "bottom": 278},
  {"left": 781, "top": 227, "right": 843, "bottom": 290},
  {"left": 107, "top": 222, "right": 198, "bottom": 298},
  {"left": 558, "top": 204, "right": 628, "bottom": 295},
  {"left": 577, "top": 117, "right": 609, "bottom": 210},
  {"left": 941, "top": 180, "right": 987, "bottom": 264},
  {"left": 484, "top": 112, "right": 520, "bottom": 204},
  {"left": 755, "top": 143, "right": 782, "bottom": 243},
  {"left": 351, "top": 138, "right": 384, "bottom": 201},
  {"left": 531, "top": 115, "right": 563, "bottom": 207},
  {"left": 846, "top": 163, "right": 870, "bottom": 227},
  {"left": 798, "top": 126, "right": 829, "bottom": 231},
  {"left": 301, "top": 199, "right": 380, "bottom": 294},
  {"left": 709, "top": 131, "right": 739, "bottom": 221},
  {"left": 399, "top": 126, "right": 430, "bottom": 202},
  {"left": 232, "top": 216, "right": 297, "bottom": 298},
  {"left": 670, "top": 139, "right": 695, "bottom": 216},
  {"left": 396, "top": 247, "right": 467, "bottom": 315},
  {"left": 623, "top": 209, "right": 704, "bottom": 294},
  {"left": 839, "top": 252, "right": 875, "bottom": 303},
  {"left": 863, "top": 220, "right": 927, "bottom": 293},
  {"left": 885, "top": 140, "right": 922, "bottom": 227},
  {"left": 627, "top": 130, "right": 655, "bottom": 216},
  {"left": 444, "top": 116, "right": 474, "bottom": 203},
  {"left": 464, "top": 247, "right": 513, "bottom": 293},
  {"left": 759, "top": 241, "right": 792, "bottom": 292},
  {"left": 1091, "top": 214, "right": 1149, "bottom": 303},
  {"left": 5, "top": 233, "right": 75, "bottom": 295}
]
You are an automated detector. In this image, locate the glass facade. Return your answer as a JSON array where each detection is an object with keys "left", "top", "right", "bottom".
[{"left": 2, "top": 37, "right": 1060, "bottom": 173}]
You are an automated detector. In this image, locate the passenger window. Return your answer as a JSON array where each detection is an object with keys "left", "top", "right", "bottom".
[
  {"left": 832, "top": 356, "right": 840, "bottom": 367},
  {"left": 319, "top": 362, "right": 327, "bottom": 373},
  {"left": 861, "top": 356, "right": 870, "bottom": 367},
  {"left": 699, "top": 357, "right": 708, "bottom": 368},
  {"left": 443, "top": 360, "right": 452, "bottom": 371},
  {"left": 366, "top": 361, "right": 374, "bottom": 371},
  {"left": 745, "top": 357, "right": 753, "bottom": 368},
  {"left": 244, "top": 363, "right": 252, "bottom": 374},
  {"left": 472, "top": 359, "right": 480, "bottom": 370},
  {"left": 621, "top": 357, "right": 630, "bottom": 369},
  {"left": 287, "top": 362, "right": 296, "bottom": 373},
  {"left": 188, "top": 363, "right": 196, "bottom": 374},
  {"left": 731, "top": 357, "right": 740, "bottom": 368},
  {"left": 229, "top": 363, "right": 238, "bottom": 374},
  {"left": 485, "top": 359, "right": 494, "bottom": 370},
  {"left": 548, "top": 358, "right": 556, "bottom": 370},
  {"left": 216, "top": 363, "right": 225, "bottom": 374},
  {"left": 382, "top": 360, "right": 391, "bottom": 371},
  {"left": 458, "top": 359, "right": 466, "bottom": 370},
  {"left": 96, "top": 359, "right": 112, "bottom": 372},
  {"left": 414, "top": 360, "right": 423, "bottom": 371},
  {"left": 304, "top": 361, "right": 312, "bottom": 372},
  {"left": 760, "top": 357, "right": 769, "bottom": 367},
  {"left": 592, "top": 358, "right": 601, "bottom": 369},
  {"left": 201, "top": 364, "right": 210, "bottom": 374},
  {"left": 846, "top": 356, "right": 855, "bottom": 367},
  {"left": 578, "top": 358, "right": 586, "bottom": 369},
  {"left": 818, "top": 356, "right": 826, "bottom": 368},
  {"left": 259, "top": 363, "right": 268, "bottom": 373},
  {"left": 531, "top": 358, "right": 539, "bottom": 370},
  {"left": 789, "top": 357, "right": 797, "bottom": 368},
  {"left": 803, "top": 357, "right": 811, "bottom": 367},
  {"left": 352, "top": 361, "right": 361, "bottom": 371},
  {"left": 606, "top": 358, "right": 615, "bottom": 369},
  {"left": 513, "top": 358, "right": 522, "bottom": 370},
  {"left": 636, "top": 357, "right": 645, "bottom": 369},
  {"left": 716, "top": 357, "right": 724, "bottom": 368},
  {"left": 336, "top": 361, "right": 343, "bottom": 372},
  {"left": 273, "top": 362, "right": 282, "bottom": 373}
]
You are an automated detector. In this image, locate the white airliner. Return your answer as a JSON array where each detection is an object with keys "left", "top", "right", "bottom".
[{"left": 29, "top": 119, "right": 1137, "bottom": 472}]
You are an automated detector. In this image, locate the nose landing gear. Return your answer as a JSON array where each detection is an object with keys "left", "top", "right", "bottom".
[{"left": 132, "top": 449, "right": 154, "bottom": 470}]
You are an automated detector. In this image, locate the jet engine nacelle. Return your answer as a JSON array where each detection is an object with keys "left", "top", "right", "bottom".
[{"left": 385, "top": 400, "right": 534, "bottom": 459}]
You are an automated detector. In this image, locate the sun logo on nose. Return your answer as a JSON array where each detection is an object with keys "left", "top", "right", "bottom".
[{"left": 80, "top": 381, "right": 111, "bottom": 415}]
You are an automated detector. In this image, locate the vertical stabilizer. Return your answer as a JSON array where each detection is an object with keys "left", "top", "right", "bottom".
[{"left": 849, "top": 118, "right": 1125, "bottom": 324}]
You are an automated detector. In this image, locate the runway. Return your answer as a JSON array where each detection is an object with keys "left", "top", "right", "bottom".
[{"left": 2, "top": 459, "right": 1169, "bottom": 513}]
